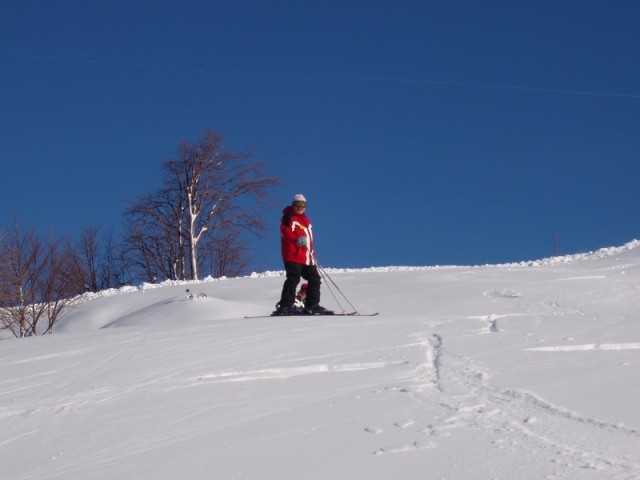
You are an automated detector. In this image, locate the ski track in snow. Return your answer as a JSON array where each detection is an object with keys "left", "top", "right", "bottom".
[
  {"left": 525, "top": 343, "right": 640, "bottom": 352},
  {"left": 359, "top": 330, "right": 640, "bottom": 478},
  {"left": 187, "top": 361, "right": 408, "bottom": 384}
]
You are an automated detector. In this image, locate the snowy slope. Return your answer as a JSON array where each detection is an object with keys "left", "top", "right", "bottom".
[{"left": 1, "top": 241, "right": 640, "bottom": 479}]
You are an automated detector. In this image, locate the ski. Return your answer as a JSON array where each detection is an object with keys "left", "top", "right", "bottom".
[
  {"left": 336, "top": 312, "right": 379, "bottom": 317},
  {"left": 244, "top": 312, "right": 379, "bottom": 319}
]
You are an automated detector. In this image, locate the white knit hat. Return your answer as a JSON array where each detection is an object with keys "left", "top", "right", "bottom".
[{"left": 292, "top": 194, "right": 307, "bottom": 203}]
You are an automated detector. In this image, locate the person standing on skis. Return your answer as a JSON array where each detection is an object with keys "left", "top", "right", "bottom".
[{"left": 275, "top": 194, "right": 330, "bottom": 315}]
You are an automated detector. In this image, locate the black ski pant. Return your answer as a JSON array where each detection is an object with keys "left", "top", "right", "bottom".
[{"left": 279, "top": 262, "right": 321, "bottom": 308}]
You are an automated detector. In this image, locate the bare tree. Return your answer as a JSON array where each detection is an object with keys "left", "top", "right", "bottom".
[
  {"left": 124, "top": 189, "right": 186, "bottom": 282},
  {"left": 125, "top": 128, "right": 280, "bottom": 281},
  {"left": 42, "top": 237, "right": 84, "bottom": 333},
  {"left": 0, "top": 224, "right": 46, "bottom": 337},
  {"left": 100, "top": 230, "right": 129, "bottom": 289},
  {"left": 174, "top": 128, "right": 279, "bottom": 279},
  {"left": 78, "top": 225, "right": 100, "bottom": 292},
  {"left": 76, "top": 226, "right": 130, "bottom": 290},
  {"left": 0, "top": 224, "right": 84, "bottom": 337},
  {"left": 202, "top": 227, "right": 252, "bottom": 278}
]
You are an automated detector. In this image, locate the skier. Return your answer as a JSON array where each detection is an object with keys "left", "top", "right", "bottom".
[{"left": 274, "top": 194, "right": 331, "bottom": 315}]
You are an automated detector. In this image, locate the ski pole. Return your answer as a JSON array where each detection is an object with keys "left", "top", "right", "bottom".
[
  {"left": 317, "top": 268, "right": 346, "bottom": 313},
  {"left": 312, "top": 253, "right": 359, "bottom": 314}
]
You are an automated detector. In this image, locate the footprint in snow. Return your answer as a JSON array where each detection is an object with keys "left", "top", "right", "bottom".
[
  {"left": 394, "top": 419, "right": 415, "bottom": 429},
  {"left": 373, "top": 440, "right": 436, "bottom": 455},
  {"left": 364, "top": 427, "right": 383, "bottom": 434}
]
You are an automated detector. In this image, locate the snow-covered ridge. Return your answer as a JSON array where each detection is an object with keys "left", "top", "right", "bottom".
[
  {"left": 496, "top": 238, "right": 640, "bottom": 268},
  {"left": 81, "top": 239, "right": 640, "bottom": 302},
  {"left": 248, "top": 238, "right": 640, "bottom": 273},
  {"left": 327, "top": 238, "right": 640, "bottom": 271}
]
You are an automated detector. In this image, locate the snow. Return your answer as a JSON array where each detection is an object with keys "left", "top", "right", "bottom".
[{"left": 2, "top": 240, "right": 640, "bottom": 479}]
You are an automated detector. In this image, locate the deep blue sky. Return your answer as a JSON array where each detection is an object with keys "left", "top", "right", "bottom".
[{"left": 2, "top": 1, "right": 639, "bottom": 271}]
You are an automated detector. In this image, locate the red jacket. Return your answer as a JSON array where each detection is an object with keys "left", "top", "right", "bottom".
[{"left": 280, "top": 206, "right": 315, "bottom": 265}]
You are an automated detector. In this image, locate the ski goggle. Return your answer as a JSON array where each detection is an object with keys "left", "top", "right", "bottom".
[{"left": 293, "top": 201, "right": 307, "bottom": 208}]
